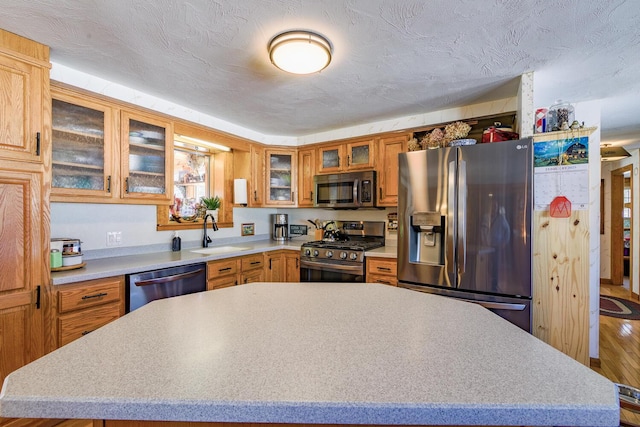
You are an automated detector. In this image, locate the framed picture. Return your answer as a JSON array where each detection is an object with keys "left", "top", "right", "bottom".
[{"left": 241, "top": 223, "right": 254, "bottom": 236}]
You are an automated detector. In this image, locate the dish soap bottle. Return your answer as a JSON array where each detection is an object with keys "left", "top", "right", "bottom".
[{"left": 171, "top": 231, "right": 181, "bottom": 252}]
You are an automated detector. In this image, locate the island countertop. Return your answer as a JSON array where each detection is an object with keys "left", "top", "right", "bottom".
[{"left": 0, "top": 283, "right": 618, "bottom": 426}]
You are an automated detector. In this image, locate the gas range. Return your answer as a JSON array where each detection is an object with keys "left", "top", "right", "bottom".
[{"left": 300, "top": 221, "right": 385, "bottom": 265}]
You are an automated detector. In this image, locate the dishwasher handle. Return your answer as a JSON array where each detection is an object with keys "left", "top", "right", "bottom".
[{"left": 134, "top": 268, "right": 205, "bottom": 287}]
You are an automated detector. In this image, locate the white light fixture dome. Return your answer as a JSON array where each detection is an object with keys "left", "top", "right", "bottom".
[{"left": 269, "top": 30, "right": 332, "bottom": 75}]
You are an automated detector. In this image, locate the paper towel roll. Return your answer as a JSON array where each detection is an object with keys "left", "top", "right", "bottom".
[{"left": 234, "top": 179, "right": 248, "bottom": 205}]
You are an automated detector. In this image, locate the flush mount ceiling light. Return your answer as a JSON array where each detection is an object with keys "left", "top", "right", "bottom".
[
  {"left": 269, "top": 30, "right": 332, "bottom": 74},
  {"left": 600, "top": 144, "right": 631, "bottom": 161}
]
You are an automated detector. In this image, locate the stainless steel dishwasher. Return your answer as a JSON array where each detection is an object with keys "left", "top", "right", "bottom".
[{"left": 126, "top": 263, "right": 207, "bottom": 312}]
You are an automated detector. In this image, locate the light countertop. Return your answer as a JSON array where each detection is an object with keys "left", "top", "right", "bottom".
[
  {"left": 51, "top": 240, "right": 305, "bottom": 285},
  {"left": 0, "top": 283, "right": 618, "bottom": 426},
  {"left": 364, "top": 245, "right": 398, "bottom": 258}
]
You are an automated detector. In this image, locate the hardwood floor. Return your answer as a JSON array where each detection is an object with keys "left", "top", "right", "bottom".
[{"left": 594, "top": 283, "right": 640, "bottom": 426}]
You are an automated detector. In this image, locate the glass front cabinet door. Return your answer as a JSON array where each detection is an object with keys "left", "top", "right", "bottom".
[
  {"left": 265, "top": 149, "right": 296, "bottom": 205},
  {"left": 51, "top": 91, "right": 114, "bottom": 200},
  {"left": 121, "top": 110, "right": 173, "bottom": 202}
]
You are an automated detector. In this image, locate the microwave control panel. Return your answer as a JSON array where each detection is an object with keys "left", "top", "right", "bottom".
[{"left": 361, "top": 179, "right": 372, "bottom": 202}]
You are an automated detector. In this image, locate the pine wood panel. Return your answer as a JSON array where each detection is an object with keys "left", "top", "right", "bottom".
[{"left": 533, "top": 209, "right": 590, "bottom": 365}]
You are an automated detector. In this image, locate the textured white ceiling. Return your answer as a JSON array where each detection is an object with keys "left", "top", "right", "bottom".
[{"left": 1, "top": 0, "right": 639, "bottom": 148}]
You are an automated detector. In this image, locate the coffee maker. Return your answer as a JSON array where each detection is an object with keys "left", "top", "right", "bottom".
[{"left": 271, "top": 214, "right": 289, "bottom": 242}]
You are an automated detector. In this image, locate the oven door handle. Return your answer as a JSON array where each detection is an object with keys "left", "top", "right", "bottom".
[{"left": 301, "top": 259, "right": 363, "bottom": 274}]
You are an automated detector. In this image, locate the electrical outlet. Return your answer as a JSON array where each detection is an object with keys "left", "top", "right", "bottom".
[{"left": 106, "top": 231, "right": 122, "bottom": 246}]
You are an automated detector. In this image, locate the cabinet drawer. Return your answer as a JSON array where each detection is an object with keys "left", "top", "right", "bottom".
[
  {"left": 208, "top": 276, "right": 237, "bottom": 290},
  {"left": 366, "top": 258, "right": 397, "bottom": 276},
  {"left": 241, "top": 254, "right": 264, "bottom": 271},
  {"left": 58, "top": 302, "right": 120, "bottom": 346},
  {"left": 367, "top": 273, "right": 398, "bottom": 287},
  {"left": 58, "top": 278, "right": 122, "bottom": 314},
  {"left": 241, "top": 268, "right": 265, "bottom": 284},
  {"left": 207, "top": 259, "right": 238, "bottom": 278}
]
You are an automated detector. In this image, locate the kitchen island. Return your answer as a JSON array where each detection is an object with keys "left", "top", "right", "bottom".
[{"left": 0, "top": 283, "right": 618, "bottom": 426}]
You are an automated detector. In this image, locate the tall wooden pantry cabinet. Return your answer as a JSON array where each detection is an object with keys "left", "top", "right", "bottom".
[{"left": 0, "top": 29, "right": 51, "bottom": 388}]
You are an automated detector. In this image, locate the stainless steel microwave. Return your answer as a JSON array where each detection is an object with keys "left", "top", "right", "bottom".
[{"left": 314, "top": 171, "right": 376, "bottom": 209}]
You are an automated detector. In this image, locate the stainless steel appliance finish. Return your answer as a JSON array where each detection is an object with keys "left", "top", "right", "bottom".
[
  {"left": 126, "top": 263, "right": 207, "bottom": 312},
  {"left": 314, "top": 171, "right": 376, "bottom": 209},
  {"left": 398, "top": 139, "right": 533, "bottom": 332},
  {"left": 300, "top": 221, "right": 385, "bottom": 282},
  {"left": 271, "top": 213, "right": 289, "bottom": 242}
]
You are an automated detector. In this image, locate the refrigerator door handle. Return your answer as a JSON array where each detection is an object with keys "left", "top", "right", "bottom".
[
  {"left": 459, "top": 298, "right": 526, "bottom": 311},
  {"left": 447, "top": 160, "right": 457, "bottom": 279},
  {"left": 457, "top": 159, "right": 467, "bottom": 275}
]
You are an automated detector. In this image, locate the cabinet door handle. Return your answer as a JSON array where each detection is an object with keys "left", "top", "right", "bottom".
[
  {"left": 81, "top": 330, "right": 95, "bottom": 336},
  {"left": 106, "top": 175, "right": 111, "bottom": 193},
  {"left": 377, "top": 267, "right": 392, "bottom": 272},
  {"left": 379, "top": 187, "right": 383, "bottom": 199},
  {"left": 296, "top": 258, "right": 299, "bottom": 268},
  {"left": 125, "top": 177, "right": 130, "bottom": 193},
  {"left": 82, "top": 292, "right": 108, "bottom": 300},
  {"left": 35, "top": 285, "right": 41, "bottom": 309},
  {"left": 36, "top": 132, "right": 41, "bottom": 156},
  {"left": 254, "top": 190, "right": 257, "bottom": 201},
  {"left": 218, "top": 267, "right": 232, "bottom": 273},
  {"left": 291, "top": 191, "right": 295, "bottom": 201},
  {"left": 347, "top": 155, "right": 350, "bottom": 166},
  {"left": 310, "top": 191, "right": 313, "bottom": 200},
  {"left": 269, "top": 258, "right": 272, "bottom": 269},
  {"left": 250, "top": 261, "right": 261, "bottom": 265}
]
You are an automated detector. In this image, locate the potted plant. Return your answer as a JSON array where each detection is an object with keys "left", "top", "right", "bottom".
[{"left": 200, "top": 196, "right": 221, "bottom": 221}]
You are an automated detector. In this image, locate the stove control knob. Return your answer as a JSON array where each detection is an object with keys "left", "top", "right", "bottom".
[
  {"left": 350, "top": 252, "right": 358, "bottom": 260},
  {"left": 313, "top": 250, "right": 319, "bottom": 257},
  {"left": 304, "top": 249, "right": 311, "bottom": 257},
  {"left": 340, "top": 251, "right": 348, "bottom": 259},
  {"left": 326, "top": 251, "right": 334, "bottom": 258}
]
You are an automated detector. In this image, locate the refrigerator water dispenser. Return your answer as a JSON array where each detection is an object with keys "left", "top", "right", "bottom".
[{"left": 410, "top": 212, "right": 444, "bottom": 265}]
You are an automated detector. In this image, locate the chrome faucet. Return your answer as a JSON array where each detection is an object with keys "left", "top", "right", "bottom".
[{"left": 202, "top": 213, "right": 219, "bottom": 247}]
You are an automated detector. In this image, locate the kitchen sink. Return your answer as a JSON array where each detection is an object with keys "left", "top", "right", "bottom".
[{"left": 190, "top": 246, "right": 251, "bottom": 255}]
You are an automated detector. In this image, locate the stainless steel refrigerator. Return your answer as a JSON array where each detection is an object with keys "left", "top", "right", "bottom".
[{"left": 397, "top": 138, "right": 533, "bottom": 332}]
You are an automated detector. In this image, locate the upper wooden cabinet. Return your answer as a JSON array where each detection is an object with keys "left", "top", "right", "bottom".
[
  {"left": 120, "top": 110, "right": 173, "bottom": 202},
  {"left": 376, "top": 134, "right": 409, "bottom": 207},
  {"left": 51, "top": 85, "right": 173, "bottom": 204},
  {"left": 265, "top": 149, "right": 296, "bottom": 206},
  {"left": 51, "top": 88, "right": 115, "bottom": 200},
  {"left": 297, "top": 147, "right": 316, "bottom": 207},
  {"left": 317, "top": 138, "right": 375, "bottom": 174},
  {"left": 0, "top": 47, "right": 47, "bottom": 164}
]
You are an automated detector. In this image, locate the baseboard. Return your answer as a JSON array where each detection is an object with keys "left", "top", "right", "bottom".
[
  {"left": 590, "top": 357, "right": 601, "bottom": 368},
  {"left": 600, "top": 278, "right": 613, "bottom": 285},
  {"left": 633, "top": 291, "right": 640, "bottom": 301}
]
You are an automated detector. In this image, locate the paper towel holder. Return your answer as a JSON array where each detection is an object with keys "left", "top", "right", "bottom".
[{"left": 234, "top": 179, "right": 248, "bottom": 206}]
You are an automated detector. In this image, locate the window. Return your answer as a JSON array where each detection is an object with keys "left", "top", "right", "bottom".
[{"left": 172, "top": 146, "right": 209, "bottom": 219}]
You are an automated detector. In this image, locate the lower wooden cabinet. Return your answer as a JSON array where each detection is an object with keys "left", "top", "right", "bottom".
[
  {"left": 54, "top": 276, "right": 125, "bottom": 348},
  {"left": 366, "top": 257, "right": 398, "bottom": 286},
  {"left": 265, "top": 250, "right": 300, "bottom": 282}
]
